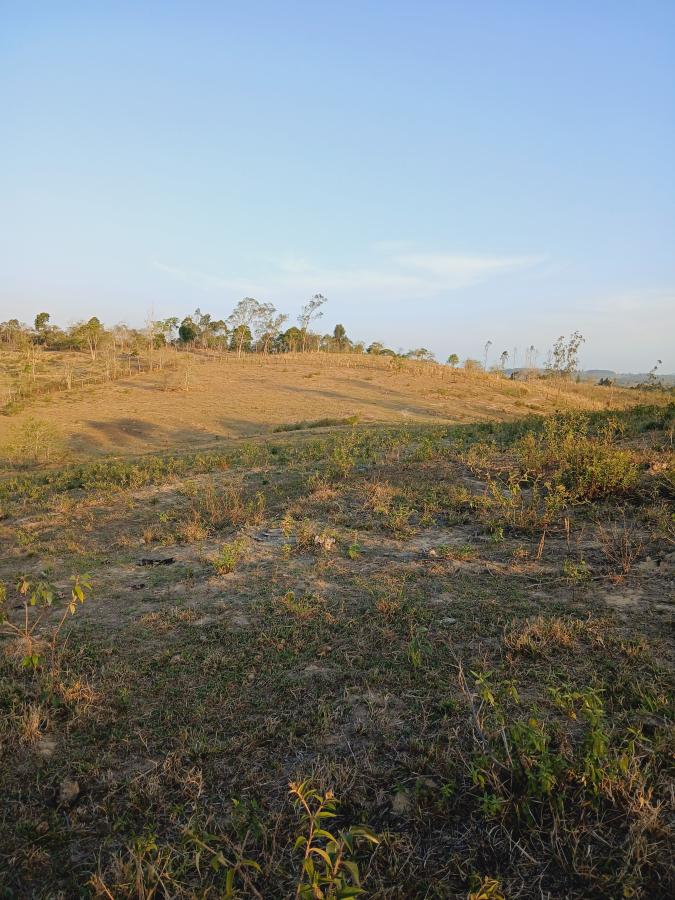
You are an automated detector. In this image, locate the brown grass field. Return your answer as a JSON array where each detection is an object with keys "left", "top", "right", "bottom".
[
  {"left": 0, "top": 350, "right": 651, "bottom": 462},
  {"left": 0, "top": 351, "right": 673, "bottom": 898}
]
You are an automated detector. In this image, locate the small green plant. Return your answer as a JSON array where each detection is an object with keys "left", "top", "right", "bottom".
[
  {"left": 278, "top": 591, "right": 324, "bottom": 621},
  {"left": 211, "top": 538, "right": 248, "bottom": 575},
  {"left": 562, "top": 557, "right": 590, "bottom": 583},
  {"left": 407, "top": 624, "right": 428, "bottom": 670},
  {"left": 468, "top": 875, "right": 505, "bottom": 900},
  {"left": 289, "top": 780, "right": 379, "bottom": 898},
  {"left": 183, "top": 822, "right": 261, "bottom": 895},
  {"left": 436, "top": 543, "right": 477, "bottom": 561},
  {"left": 0, "top": 574, "right": 90, "bottom": 671},
  {"left": 329, "top": 429, "right": 363, "bottom": 478},
  {"left": 346, "top": 539, "right": 362, "bottom": 560},
  {"left": 386, "top": 503, "right": 414, "bottom": 536}
]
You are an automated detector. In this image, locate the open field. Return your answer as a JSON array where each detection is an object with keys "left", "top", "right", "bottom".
[
  {"left": 0, "top": 350, "right": 657, "bottom": 465},
  {"left": 1, "top": 389, "right": 673, "bottom": 897},
  {"left": 4, "top": 0, "right": 674, "bottom": 895}
]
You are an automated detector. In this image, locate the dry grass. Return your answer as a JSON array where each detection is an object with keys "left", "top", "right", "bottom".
[
  {"left": 597, "top": 512, "right": 645, "bottom": 580},
  {"left": 0, "top": 403, "right": 672, "bottom": 898},
  {"left": 0, "top": 350, "right": 654, "bottom": 468},
  {"left": 17, "top": 703, "right": 48, "bottom": 746},
  {"left": 503, "top": 614, "right": 605, "bottom": 657}
]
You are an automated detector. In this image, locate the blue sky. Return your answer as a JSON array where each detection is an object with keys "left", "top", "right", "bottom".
[{"left": 2, "top": 1, "right": 674, "bottom": 370}]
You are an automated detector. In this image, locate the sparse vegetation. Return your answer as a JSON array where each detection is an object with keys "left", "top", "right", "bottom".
[
  {"left": 274, "top": 414, "right": 360, "bottom": 433},
  {"left": 211, "top": 538, "right": 249, "bottom": 574},
  {"left": 1, "top": 384, "right": 673, "bottom": 898}
]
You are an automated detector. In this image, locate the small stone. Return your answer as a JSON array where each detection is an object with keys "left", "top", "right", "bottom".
[
  {"left": 314, "top": 534, "right": 336, "bottom": 551},
  {"left": 391, "top": 791, "right": 413, "bottom": 816},
  {"left": 428, "top": 592, "right": 455, "bottom": 606},
  {"left": 36, "top": 736, "right": 57, "bottom": 759},
  {"left": 59, "top": 779, "right": 80, "bottom": 805},
  {"left": 170, "top": 654, "right": 182, "bottom": 665},
  {"left": 439, "top": 617, "right": 457, "bottom": 626}
]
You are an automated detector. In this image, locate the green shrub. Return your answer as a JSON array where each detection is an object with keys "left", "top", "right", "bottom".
[
  {"left": 515, "top": 412, "right": 639, "bottom": 500},
  {"left": 211, "top": 538, "right": 248, "bottom": 574},
  {"left": 273, "top": 414, "right": 359, "bottom": 433}
]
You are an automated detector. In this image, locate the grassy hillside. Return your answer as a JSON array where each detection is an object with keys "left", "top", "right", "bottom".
[{"left": 0, "top": 350, "right": 656, "bottom": 466}]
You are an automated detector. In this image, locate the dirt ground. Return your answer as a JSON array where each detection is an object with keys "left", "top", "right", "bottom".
[{"left": 0, "top": 405, "right": 673, "bottom": 898}]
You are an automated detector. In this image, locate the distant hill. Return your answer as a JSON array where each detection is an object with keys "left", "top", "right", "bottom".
[
  {"left": 583, "top": 370, "right": 675, "bottom": 386},
  {"left": 506, "top": 368, "right": 675, "bottom": 386}
]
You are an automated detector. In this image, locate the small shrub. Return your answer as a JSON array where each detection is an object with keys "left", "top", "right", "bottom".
[
  {"left": 346, "top": 540, "right": 362, "bottom": 560},
  {"left": 184, "top": 481, "right": 265, "bottom": 533},
  {"left": 596, "top": 513, "right": 644, "bottom": 581},
  {"left": 0, "top": 574, "right": 90, "bottom": 672},
  {"left": 211, "top": 538, "right": 248, "bottom": 575},
  {"left": 504, "top": 615, "right": 582, "bottom": 658},
  {"left": 515, "top": 412, "right": 640, "bottom": 501},
  {"left": 289, "top": 780, "right": 379, "bottom": 898},
  {"left": 4, "top": 417, "right": 63, "bottom": 468},
  {"left": 386, "top": 503, "right": 415, "bottom": 536},
  {"left": 562, "top": 557, "right": 591, "bottom": 583},
  {"left": 273, "top": 414, "right": 359, "bottom": 433},
  {"left": 277, "top": 591, "right": 324, "bottom": 621},
  {"left": 436, "top": 543, "right": 477, "bottom": 561}
]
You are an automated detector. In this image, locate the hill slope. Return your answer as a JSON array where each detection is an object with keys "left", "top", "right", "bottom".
[{"left": 0, "top": 351, "right": 648, "bottom": 463}]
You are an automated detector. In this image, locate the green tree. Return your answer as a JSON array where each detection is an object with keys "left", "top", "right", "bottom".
[
  {"left": 332, "top": 323, "right": 349, "bottom": 352},
  {"left": 34, "top": 312, "right": 50, "bottom": 333},
  {"left": 178, "top": 317, "right": 199, "bottom": 344},
  {"left": 229, "top": 324, "right": 252, "bottom": 354},
  {"left": 447, "top": 353, "right": 459, "bottom": 367},
  {"left": 1, "top": 319, "right": 27, "bottom": 347},
  {"left": 205, "top": 319, "right": 228, "bottom": 349},
  {"left": 278, "top": 326, "right": 303, "bottom": 352},
  {"left": 73, "top": 317, "right": 105, "bottom": 360}
]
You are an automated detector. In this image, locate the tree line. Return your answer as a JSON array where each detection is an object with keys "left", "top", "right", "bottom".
[
  {"left": 1, "top": 296, "right": 590, "bottom": 380},
  {"left": 1, "top": 295, "right": 438, "bottom": 362}
]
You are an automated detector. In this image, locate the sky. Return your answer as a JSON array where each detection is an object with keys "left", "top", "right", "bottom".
[{"left": 1, "top": 1, "right": 674, "bottom": 371}]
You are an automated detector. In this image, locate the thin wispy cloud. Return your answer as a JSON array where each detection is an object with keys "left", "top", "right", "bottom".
[
  {"left": 152, "top": 248, "right": 544, "bottom": 304},
  {"left": 152, "top": 262, "right": 264, "bottom": 296},
  {"left": 392, "top": 253, "right": 542, "bottom": 279}
]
